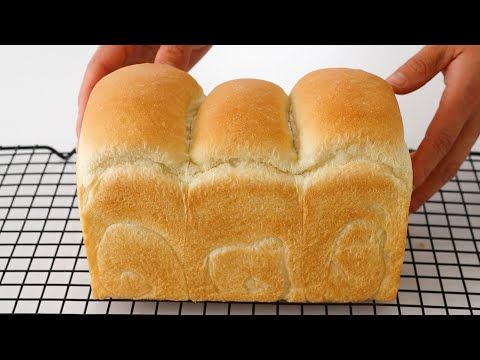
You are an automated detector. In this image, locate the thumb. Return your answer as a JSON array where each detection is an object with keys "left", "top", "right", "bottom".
[
  {"left": 154, "top": 45, "right": 193, "bottom": 70},
  {"left": 386, "top": 46, "right": 452, "bottom": 94}
]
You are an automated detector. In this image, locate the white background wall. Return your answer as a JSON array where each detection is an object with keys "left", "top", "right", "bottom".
[{"left": 1, "top": 45, "right": 474, "bottom": 152}]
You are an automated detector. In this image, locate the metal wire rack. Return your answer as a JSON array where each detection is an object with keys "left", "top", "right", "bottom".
[{"left": 0, "top": 145, "right": 479, "bottom": 315}]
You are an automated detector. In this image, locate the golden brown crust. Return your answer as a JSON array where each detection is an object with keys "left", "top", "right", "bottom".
[
  {"left": 186, "top": 168, "right": 302, "bottom": 302},
  {"left": 291, "top": 68, "right": 405, "bottom": 164},
  {"left": 77, "top": 64, "right": 412, "bottom": 303},
  {"left": 77, "top": 63, "right": 204, "bottom": 176},
  {"left": 190, "top": 79, "right": 297, "bottom": 170}
]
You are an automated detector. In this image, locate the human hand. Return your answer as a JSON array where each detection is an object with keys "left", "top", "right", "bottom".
[
  {"left": 76, "top": 45, "right": 211, "bottom": 138},
  {"left": 387, "top": 45, "right": 480, "bottom": 213}
]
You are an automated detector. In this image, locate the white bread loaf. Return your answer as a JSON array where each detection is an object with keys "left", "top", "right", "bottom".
[{"left": 77, "top": 64, "right": 412, "bottom": 303}]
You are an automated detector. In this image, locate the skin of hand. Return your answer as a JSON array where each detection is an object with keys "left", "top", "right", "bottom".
[
  {"left": 386, "top": 45, "right": 480, "bottom": 213},
  {"left": 76, "top": 45, "right": 212, "bottom": 138}
]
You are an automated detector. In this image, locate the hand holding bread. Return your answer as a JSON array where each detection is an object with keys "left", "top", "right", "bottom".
[{"left": 387, "top": 45, "right": 480, "bottom": 212}]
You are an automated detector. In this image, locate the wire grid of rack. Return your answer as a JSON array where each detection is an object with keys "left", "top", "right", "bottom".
[{"left": 0, "top": 145, "right": 479, "bottom": 315}]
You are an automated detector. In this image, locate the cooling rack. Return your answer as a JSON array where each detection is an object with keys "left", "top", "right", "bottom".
[{"left": 0, "top": 145, "right": 479, "bottom": 315}]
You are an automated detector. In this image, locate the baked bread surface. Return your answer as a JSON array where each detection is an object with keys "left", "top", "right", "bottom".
[{"left": 77, "top": 64, "right": 412, "bottom": 302}]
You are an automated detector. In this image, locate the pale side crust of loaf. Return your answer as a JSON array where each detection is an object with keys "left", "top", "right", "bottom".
[{"left": 77, "top": 64, "right": 412, "bottom": 303}]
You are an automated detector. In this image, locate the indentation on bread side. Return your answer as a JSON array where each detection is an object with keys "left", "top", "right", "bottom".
[
  {"left": 205, "top": 237, "right": 290, "bottom": 301},
  {"left": 373, "top": 196, "right": 410, "bottom": 300},
  {"left": 96, "top": 223, "right": 188, "bottom": 300},
  {"left": 81, "top": 153, "right": 408, "bottom": 302},
  {"left": 301, "top": 162, "right": 406, "bottom": 302},
  {"left": 327, "top": 219, "right": 387, "bottom": 300}
]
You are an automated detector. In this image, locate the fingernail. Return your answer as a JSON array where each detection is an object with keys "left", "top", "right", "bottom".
[{"left": 386, "top": 72, "right": 407, "bottom": 87}]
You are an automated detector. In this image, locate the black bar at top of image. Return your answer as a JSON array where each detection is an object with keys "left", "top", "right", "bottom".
[{"left": 1, "top": 5, "right": 479, "bottom": 44}]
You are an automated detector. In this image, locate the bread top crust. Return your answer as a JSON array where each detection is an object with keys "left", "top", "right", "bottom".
[
  {"left": 78, "top": 64, "right": 204, "bottom": 168},
  {"left": 190, "top": 79, "right": 296, "bottom": 170},
  {"left": 77, "top": 63, "right": 411, "bottom": 189}
]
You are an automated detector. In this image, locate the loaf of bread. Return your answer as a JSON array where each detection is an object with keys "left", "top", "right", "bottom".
[{"left": 77, "top": 64, "right": 412, "bottom": 303}]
